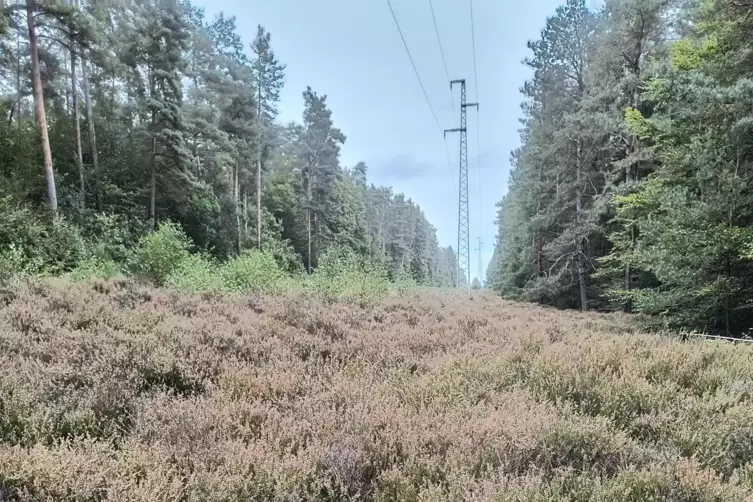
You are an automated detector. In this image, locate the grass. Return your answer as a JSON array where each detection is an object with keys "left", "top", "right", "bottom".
[{"left": 0, "top": 279, "right": 752, "bottom": 500}]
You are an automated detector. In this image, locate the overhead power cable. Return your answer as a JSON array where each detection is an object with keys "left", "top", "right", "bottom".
[
  {"left": 469, "top": 0, "right": 483, "bottom": 255},
  {"left": 429, "top": 0, "right": 456, "bottom": 121},
  {"left": 387, "top": 0, "right": 456, "bottom": 189}
]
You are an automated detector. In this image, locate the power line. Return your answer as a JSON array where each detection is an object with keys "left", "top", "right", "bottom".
[
  {"left": 469, "top": 0, "right": 480, "bottom": 104},
  {"left": 429, "top": 0, "right": 455, "bottom": 121},
  {"left": 387, "top": 0, "right": 456, "bottom": 192},
  {"left": 387, "top": 0, "right": 443, "bottom": 135},
  {"left": 443, "top": 138, "right": 457, "bottom": 188},
  {"left": 469, "top": 0, "right": 483, "bottom": 264}
]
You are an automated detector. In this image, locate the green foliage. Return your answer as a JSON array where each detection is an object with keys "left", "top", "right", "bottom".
[
  {"left": 130, "top": 222, "right": 192, "bottom": 286},
  {"left": 624, "top": 108, "right": 654, "bottom": 141},
  {"left": 309, "top": 246, "right": 390, "bottom": 304},
  {"left": 0, "top": 198, "right": 89, "bottom": 279},
  {"left": 165, "top": 253, "right": 223, "bottom": 293},
  {"left": 220, "top": 250, "right": 290, "bottom": 294},
  {"left": 491, "top": 0, "right": 753, "bottom": 333},
  {"left": 165, "top": 250, "right": 291, "bottom": 295},
  {"left": 67, "top": 257, "right": 122, "bottom": 281},
  {"left": 669, "top": 38, "right": 719, "bottom": 70},
  {"left": 0, "top": 0, "right": 457, "bottom": 294}
]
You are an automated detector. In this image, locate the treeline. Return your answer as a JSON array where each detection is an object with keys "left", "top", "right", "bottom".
[
  {"left": 489, "top": 0, "right": 753, "bottom": 333},
  {"left": 0, "top": 0, "right": 463, "bottom": 286}
]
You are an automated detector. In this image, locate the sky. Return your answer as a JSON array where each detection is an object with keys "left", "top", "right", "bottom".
[{"left": 193, "top": 0, "right": 573, "bottom": 282}]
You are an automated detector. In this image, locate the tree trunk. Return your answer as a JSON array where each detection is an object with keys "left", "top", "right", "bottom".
[
  {"left": 256, "top": 157, "right": 262, "bottom": 250},
  {"left": 575, "top": 138, "right": 588, "bottom": 312},
  {"left": 623, "top": 133, "right": 636, "bottom": 312},
  {"left": 243, "top": 187, "right": 248, "bottom": 242},
  {"left": 307, "top": 163, "right": 312, "bottom": 274},
  {"left": 149, "top": 134, "right": 156, "bottom": 231},
  {"left": 27, "top": 0, "right": 58, "bottom": 214},
  {"left": 257, "top": 74, "right": 264, "bottom": 251},
  {"left": 81, "top": 56, "right": 100, "bottom": 209},
  {"left": 16, "top": 30, "right": 21, "bottom": 125},
  {"left": 71, "top": 48, "right": 85, "bottom": 204},
  {"left": 234, "top": 159, "right": 241, "bottom": 255},
  {"left": 64, "top": 50, "right": 70, "bottom": 113},
  {"left": 725, "top": 255, "right": 731, "bottom": 335}
]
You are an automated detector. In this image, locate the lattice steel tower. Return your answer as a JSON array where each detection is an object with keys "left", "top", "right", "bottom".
[{"left": 445, "top": 79, "right": 477, "bottom": 289}]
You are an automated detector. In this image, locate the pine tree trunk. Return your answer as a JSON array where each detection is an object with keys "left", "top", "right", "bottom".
[
  {"left": 81, "top": 56, "right": 100, "bottom": 209},
  {"left": 71, "top": 48, "right": 85, "bottom": 204},
  {"left": 64, "top": 50, "right": 70, "bottom": 113},
  {"left": 16, "top": 30, "right": 21, "bottom": 125},
  {"left": 725, "top": 255, "right": 731, "bottom": 335},
  {"left": 256, "top": 157, "right": 262, "bottom": 250},
  {"left": 234, "top": 159, "right": 241, "bottom": 256},
  {"left": 307, "top": 163, "right": 312, "bottom": 274},
  {"left": 27, "top": 0, "right": 57, "bottom": 214},
  {"left": 243, "top": 187, "right": 248, "bottom": 242},
  {"left": 576, "top": 138, "right": 588, "bottom": 312},
  {"left": 624, "top": 134, "right": 636, "bottom": 312},
  {"left": 257, "top": 77, "right": 263, "bottom": 251},
  {"left": 313, "top": 212, "right": 318, "bottom": 270},
  {"left": 149, "top": 134, "right": 156, "bottom": 231}
]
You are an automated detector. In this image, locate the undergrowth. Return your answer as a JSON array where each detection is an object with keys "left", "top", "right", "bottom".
[{"left": 0, "top": 281, "right": 751, "bottom": 500}]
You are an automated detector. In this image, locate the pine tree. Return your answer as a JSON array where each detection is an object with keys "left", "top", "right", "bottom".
[
  {"left": 250, "top": 25, "right": 285, "bottom": 249},
  {"left": 299, "top": 87, "right": 345, "bottom": 272},
  {"left": 123, "top": 3, "right": 191, "bottom": 230},
  {"left": 26, "top": 0, "right": 58, "bottom": 213}
]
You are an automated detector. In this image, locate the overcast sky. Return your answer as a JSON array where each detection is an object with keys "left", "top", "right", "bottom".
[{"left": 193, "top": 0, "right": 579, "bottom": 281}]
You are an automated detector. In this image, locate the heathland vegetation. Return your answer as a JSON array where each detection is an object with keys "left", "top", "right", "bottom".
[
  {"left": 2, "top": 281, "right": 753, "bottom": 500},
  {"left": 3, "top": 0, "right": 753, "bottom": 499}
]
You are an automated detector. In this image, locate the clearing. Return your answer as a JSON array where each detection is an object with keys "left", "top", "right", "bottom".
[{"left": 0, "top": 279, "right": 752, "bottom": 501}]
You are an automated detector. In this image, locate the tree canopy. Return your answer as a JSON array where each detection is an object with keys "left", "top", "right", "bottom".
[
  {"left": 0, "top": 0, "right": 460, "bottom": 287},
  {"left": 491, "top": 0, "right": 753, "bottom": 334}
]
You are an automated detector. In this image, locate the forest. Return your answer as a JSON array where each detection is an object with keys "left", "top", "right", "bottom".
[
  {"left": 488, "top": 0, "right": 753, "bottom": 335},
  {"left": 0, "top": 0, "right": 464, "bottom": 289}
]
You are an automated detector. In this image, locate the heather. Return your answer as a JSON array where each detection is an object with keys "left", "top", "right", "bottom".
[{"left": 0, "top": 279, "right": 752, "bottom": 500}]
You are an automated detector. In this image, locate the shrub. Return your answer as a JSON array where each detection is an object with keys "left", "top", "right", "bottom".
[
  {"left": 166, "top": 253, "right": 223, "bottom": 293},
  {"left": 309, "top": 246, "right": 389, "bottom": 303},
  {"left": 263, "top": 235, "right": 306, "bottom": 274},
  {"left": 220, "top": 250, "right": 289, "bottom": 294},
  {"left": 37, "top": 219, "right": 89, "bottom": 275},
  {"left": 129, "top": 221, "right": 192, "bottom": 286},
  {"left": 0, "top": 280, "right": 752, "bottom": 500},
  {"left": 68, "top": 257, "right": 122, "bottom": 281},
  {"left": 76, "top": 211, "right": 142, "bottom": 264},
  {"left": 0, "top": 202, "right": 88, "bottom": 279}
]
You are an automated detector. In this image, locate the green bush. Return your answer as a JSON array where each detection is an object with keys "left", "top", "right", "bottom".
[
  {"left": 76, "top": 211, "right": 143, "bottom": 264},
  {"left": 263, "top": 236, "right": 305, "bottom": 275},
  {"left": 309, "top": 246, "right": 389, "bottom": 303},
  {"left": 393, "top": 269, "right": 420, "bottom": 298},
  {"left": 220, "top": 250, "right": 290, "bottom": 294},
  {"left": 129, "top": 221, "right": 192, "bottom": 286},
  {"left": 67, "top": 257, "right": 122, "bottom": 281},
  {"left": 38, "top": 219, "right": 89, "bottom": 276},
  {"left": 0, "top": 198, "right": 88, "bottom": 278},
  {"left": 166, "top": 253, "right": 223, "bottom": 293}
]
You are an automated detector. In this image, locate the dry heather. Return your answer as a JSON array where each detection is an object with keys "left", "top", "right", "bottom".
[{"left": 1, "top": 279, "right": 753, "bottom": 501}]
